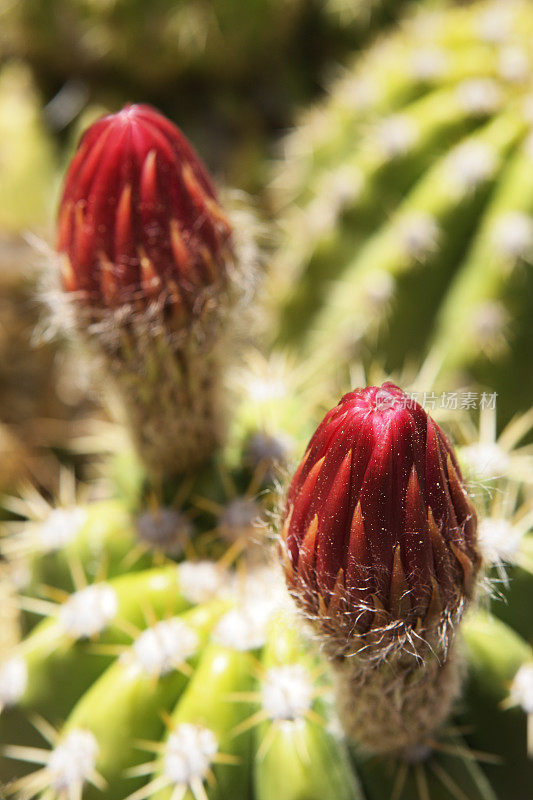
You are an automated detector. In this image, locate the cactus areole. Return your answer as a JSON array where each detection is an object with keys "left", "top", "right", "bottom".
[{"left": 57, "top": 103, "right": 234, "bottom": 314}]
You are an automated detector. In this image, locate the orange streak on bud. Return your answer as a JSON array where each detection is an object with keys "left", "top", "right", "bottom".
[
  {"left": 99, "top": 253, "right": 119, "bottom": 306},
  {"left": 60, "top": 256, "right": 77, "bottom": 293},
  {"left": 182, "top": 162, "right": 208, "bottom": 208},
  {"left": 198, "top": 244, "right": 218, "bottom": 284},
  {"left": 140, "top": 150, "right": 158, "bottom": 205},
  {"left": 281, "top": 506, "right": 293, "bottom": 545},
  {"left": 424, "top": 577, "right": 443, "bottom": 627},
  {"left": 345, "top": 502, "right": 367, "bottom": 590},
  {"left": 449, "top": 542, "right": 474, "bottom": 593},
  {"left": 72, "top": 202, "right": 91, "bottom": 277},
  {"left": 115, "top": 183, "right": 133, "bottom": 256},
  {"left": 446, "top": 454, "right": 474, "bottom": 522},
  {"left": 370, "top": 593, "right": 389, "bottom": 631},
  {"left": 389, "top": 545, "right": 410, "bottom": 617},
  {"left": 57, "top": 200, "right": 73, "bottom": 251},
  {"left": 298, "top": 514, "right": 319, "bottom": 591},
  {"left": 169, "top": 218, "right": 192, "bottom": 274},
  {"left": 329, "top": 568, "right": 346, "bottom": 618},
  {"left": 204, "top": 195, "right": 232, "bottom": 238},
  {"left": 138, "top": 246, "right": 162, "bottom": 299}
]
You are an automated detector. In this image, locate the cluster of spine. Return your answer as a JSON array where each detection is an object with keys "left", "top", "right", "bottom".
[{"left": 271, "top": 0, "right": 533, "bottom": 420}]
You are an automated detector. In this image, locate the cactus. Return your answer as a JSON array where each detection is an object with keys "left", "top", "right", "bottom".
[
  {"left": 2, "top": 11, "right": 533, "bottom": 799},
  {"left": 2, "top": 370, "right": 533, "bottom": 800},
  {"left": 270, "top": 0, "right": 533, "bottom": 423},
  {"left": 0, "top": 60, "right": 68, "bottom": 493}
]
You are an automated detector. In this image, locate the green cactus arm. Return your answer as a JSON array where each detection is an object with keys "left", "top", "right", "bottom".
[
  {"left": 519, "top": 531, "right": 533, "bottom": 568},
  {"left": 429, "top": 130, "right": 533, "bottom": 377},
  {"left": 279, "top": 8, "right": 503, "bottom": 201},
  {"left": 16, "top": 500, "right": 150, "bottom": 600},
  {"left": 462, "top": 610, "right": 533, "bottom": 798},
  {"left": 10, "top": 566, "right": 194, "bottom": 718},
  {"left": 253, "top": 613, "right": 364, "bottom": 800},
  {"left": 0, "top": 61, "right": 57, "bottom": 234},
  {"left": 301, "top": 109, "right": 525, "bottom": 381},
  {"left": 259, "top": 612, "right": 306, "bottom": 668},
  {"left": 356, "top": 108, "right": 525, "bottom": 371},
  {"left": 463, "top": 609, "right": 532, "bottom": 701},
  {"left": 62, "top": 602, "right": 227, "bottom": 800},
  {"left": 275, "top": 81, "right": 502, "bottom": 343},
  {"left": 148, "top": 642, "right": 257, "bottom": 800},
  {"left": 254, "top": 715, "right": 365, "bottom": 800}
]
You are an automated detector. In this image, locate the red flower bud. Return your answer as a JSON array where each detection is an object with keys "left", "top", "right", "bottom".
[
  {"left": 57, "top": 103, "right": 233, "bottom": 311},
  {"left": 281, "top": 383, "right": 480, "bottom": 653},
  {"left": 54, "top": 104, "right": 251, "bottom": 477}
]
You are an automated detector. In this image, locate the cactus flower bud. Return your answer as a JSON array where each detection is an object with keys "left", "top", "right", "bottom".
[
  {"left": 56, "top": 105, "right": 254, "bottom": 477},
  {"left": 57, "top": 104, "right": 233, "bottom": 311},
  {"left": 281, "top": 383, "right": 482, "bottom": 755}
]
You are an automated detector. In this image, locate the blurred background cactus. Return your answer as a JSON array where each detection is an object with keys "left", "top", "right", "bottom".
[
  {"left": 1, "top": 1, "right": 533, "bottom": 799},
  {"left": 270, "top": 0, "right": 533, "bottom": 428}
]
